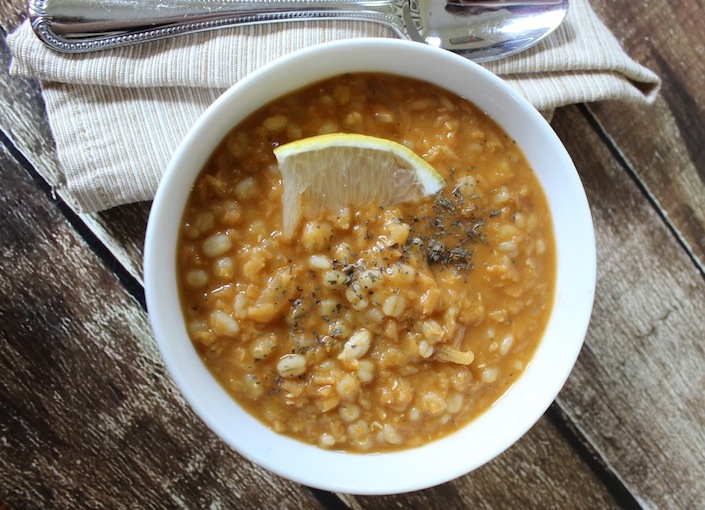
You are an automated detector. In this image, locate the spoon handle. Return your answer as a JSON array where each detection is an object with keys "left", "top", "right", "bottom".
[{"left": 29, "top": 0, "right": 407, "bottom": 53}]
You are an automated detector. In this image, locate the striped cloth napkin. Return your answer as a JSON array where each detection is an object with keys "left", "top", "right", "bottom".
[{"left": 8, "top": 0, "right": 660, "bottom": 213}]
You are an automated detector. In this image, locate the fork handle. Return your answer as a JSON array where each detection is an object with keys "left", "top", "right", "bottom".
[{"left": 28, "top": 0, "right": 405, "bottom": 53}]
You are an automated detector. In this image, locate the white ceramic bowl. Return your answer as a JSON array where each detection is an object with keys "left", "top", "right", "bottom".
[{"left": 144, "top": 38, "right": 595, "bottom": 495}]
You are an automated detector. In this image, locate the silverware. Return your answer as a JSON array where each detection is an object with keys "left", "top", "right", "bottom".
[{"left": 28, "top": 0, "right": 568, "bottom": 61}]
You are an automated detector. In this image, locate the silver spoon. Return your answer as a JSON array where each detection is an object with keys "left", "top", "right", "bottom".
[{"left": 28, "top": 0, "right": 568, "bottom": 61}]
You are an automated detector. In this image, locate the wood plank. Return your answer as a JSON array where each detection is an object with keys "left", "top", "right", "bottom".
[
  {"left": 552, "top": 104, "right": 705, "bottom": 508},
  {"left": 8, "top": 1, "right": 704, "bottom": 507},
  {"left": 82, "top": 204, "right": 150, "bottom": 284},
  {"left": 588, "top": 0, "right": 705, "bottom": 268},
  {"left": 0, "top": 144, "right": 326, "bottom": 509}
]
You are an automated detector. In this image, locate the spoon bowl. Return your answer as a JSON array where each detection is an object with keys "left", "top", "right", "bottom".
[{"left": 29, "top": 0, "right": 568, "bottom": 61}]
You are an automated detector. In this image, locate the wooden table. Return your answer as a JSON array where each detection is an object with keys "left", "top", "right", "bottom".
[{"left": 2, "top": 1, "right": 704, "bottom": 508}]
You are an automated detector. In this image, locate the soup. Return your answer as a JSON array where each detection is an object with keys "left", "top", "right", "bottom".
[{"left": 176, "top": 73, "right": 555, "bottom": 452}]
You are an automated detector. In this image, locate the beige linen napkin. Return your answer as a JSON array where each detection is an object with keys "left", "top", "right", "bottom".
[{"left": 8, "top": 0, "right": 660, "bottom": 213}]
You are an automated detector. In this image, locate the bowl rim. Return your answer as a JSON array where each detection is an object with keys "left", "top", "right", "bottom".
[{"left": 144, "top": 37, "right": 596, "bottom": 495}]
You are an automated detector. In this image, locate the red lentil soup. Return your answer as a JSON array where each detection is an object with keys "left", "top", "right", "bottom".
[{"left": 177, "top": 73, "right": 556, "bottom": 452}]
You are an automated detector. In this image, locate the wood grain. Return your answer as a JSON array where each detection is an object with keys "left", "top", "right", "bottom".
[
  {"left": 343, "top": 413, "right": 621, "bottom": 509},
  {"left": 589, "top": 0, "right": 705, "bottom": 268},
  {"left": 3, "top": 0, "right": 705, "bottom": 507},
  {"left": 0, "top": 76, "right": 615, "bottom": 508},
  {"left": 0, "top": 0, "right": 25, "bottom": 32},
  {"left": 0, "top": 147, "right": 326, "bottom": 509},
  {"left": 553, "top": 104, "right": 705, "bottom": 508},
  {"left": 554, "top": 2, "right": 705, "bottom": 504}
]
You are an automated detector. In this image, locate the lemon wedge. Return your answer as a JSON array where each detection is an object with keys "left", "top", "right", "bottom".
[{"left": 274, "top": 133, "right": 446, "bottom": 238}]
